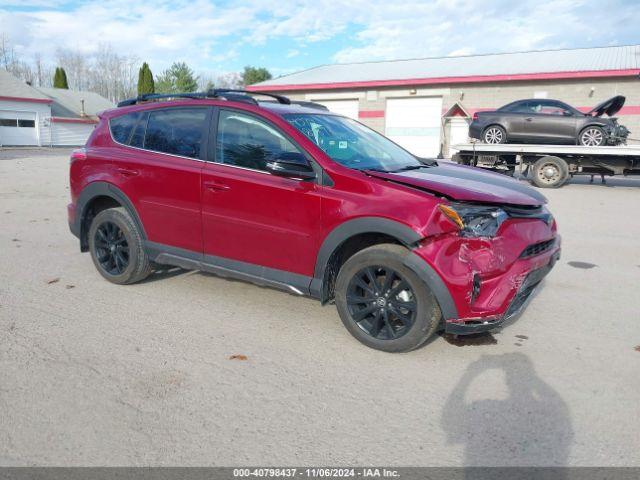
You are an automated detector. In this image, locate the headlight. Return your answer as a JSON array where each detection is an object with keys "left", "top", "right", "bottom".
[{"left": 438, "top": 203, "right": 508, "bottom": 237}]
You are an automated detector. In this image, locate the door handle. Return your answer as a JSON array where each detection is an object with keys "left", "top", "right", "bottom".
[
  {"left": 117, "top": 167, "right": 139, "bottom": 177},
  {"left": 203, "top": 180, "right": 230, "bottom": 192}
]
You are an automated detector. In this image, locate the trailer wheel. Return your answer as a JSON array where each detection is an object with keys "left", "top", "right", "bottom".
[{"left": 531, "top": 156, "right": 569, "bottom": 188}]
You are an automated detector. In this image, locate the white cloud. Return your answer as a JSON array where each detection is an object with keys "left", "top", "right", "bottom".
[
  {"left": 1, "top": 0, "right": 638, "bottom": 75},
  {"left": 330, "top": 0, "right": 640, "bottom": 63},
  {"left": 1, "top": 0, "right": 258, "bottom": 70}
]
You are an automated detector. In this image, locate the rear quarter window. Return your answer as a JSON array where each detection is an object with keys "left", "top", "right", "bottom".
[{"left": 109, "top": 112, "right": 140, "bottom": 144}]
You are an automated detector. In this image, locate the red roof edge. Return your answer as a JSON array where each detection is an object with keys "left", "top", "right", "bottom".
[
  {"left": 247, "top": 68, "right": 640, "bottom": 92},
  {"left": 0, "top": 95, "right": 53, "bottom": 104},
  {"left": 51, "top": 116, "right": 97, "bottom": 124}
]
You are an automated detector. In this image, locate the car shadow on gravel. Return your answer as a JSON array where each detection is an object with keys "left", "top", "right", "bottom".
[
  {"left": 138, "top": 266, "right": 192, "bottom": 284},
  {"left": 441, "top": 352, "right": 573, "bottom": 471}
]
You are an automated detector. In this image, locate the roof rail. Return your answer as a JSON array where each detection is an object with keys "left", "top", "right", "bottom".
[
  {"left": 211, "top": 89, "right": 291, "bottom": 105},
  {"left": 290, "top": 100, "right": 329, "bottom": 111},
  {"left": 117, "top": 92, "right": 206, "bottom": 107},
  {"left": 116, "top": 89, "right": 292, "bottom": 108}
]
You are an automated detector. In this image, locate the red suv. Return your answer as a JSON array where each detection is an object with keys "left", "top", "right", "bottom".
[{"left": 68, "top": 90, "right": 560, "bottom": 352}]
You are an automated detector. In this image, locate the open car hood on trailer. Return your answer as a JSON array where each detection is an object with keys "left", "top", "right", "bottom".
[
  {"left": 366, "top": 162, "right": 547, "bottom": 207},
  {"left": 587, "top": 95, "right": 625, "bottom": 117}
]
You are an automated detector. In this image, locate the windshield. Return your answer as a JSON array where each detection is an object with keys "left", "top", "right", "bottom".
[{"left": 283, "top": 113, "right": 423, "bottom": 172}]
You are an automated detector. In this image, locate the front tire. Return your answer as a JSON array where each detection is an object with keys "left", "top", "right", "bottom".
[
  {"left": 335, "top": 244, "right": 442, "bottom": 352},
  {"left": 483, "top": 125, "right": 507, "bottom": 144},
  {"left": 88, "top": 207, "right": 152, "bottom": 284},
  {"left": 579, "top": 126, "right": 605, "bottom": 146}
]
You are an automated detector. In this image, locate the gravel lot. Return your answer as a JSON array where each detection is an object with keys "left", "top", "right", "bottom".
[{"left": 1, "top": 148, "right": 639, "bottom": 467}]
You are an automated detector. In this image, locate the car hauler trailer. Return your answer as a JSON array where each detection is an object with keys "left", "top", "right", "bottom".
[{"left": 451, "top": 143, "right": 640, "bottom": 188}]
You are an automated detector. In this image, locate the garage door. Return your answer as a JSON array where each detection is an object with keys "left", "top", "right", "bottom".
[
  {"left": 51, "top": 122, "right": 95, "bottom": 146},
  {"left": 0, "top": 110, "right": 38, "bottom": 146},
  {"left": 314, "top": 99, "right": 359, "bottom": 120},
  {"left": 385, "top": 97, "right": 442, "bottom": 157}
]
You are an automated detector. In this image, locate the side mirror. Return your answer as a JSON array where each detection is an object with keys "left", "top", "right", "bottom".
[{"left": 266, "top": 152, "right": 316, "bottom": 180}]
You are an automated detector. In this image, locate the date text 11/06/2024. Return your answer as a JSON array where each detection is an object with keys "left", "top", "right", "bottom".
[{"left": 232, "top": 468, "right": 400, "bottom": 478}]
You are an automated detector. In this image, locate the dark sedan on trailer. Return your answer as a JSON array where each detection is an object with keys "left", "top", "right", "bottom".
[{"left": 469, "top": 96, "right": 629, "bottom": 146}]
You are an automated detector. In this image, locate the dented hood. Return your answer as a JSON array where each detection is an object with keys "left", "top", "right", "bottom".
[
  {"left": 366, "top": 162, "right": 547, "bottom": 206},
  {"left": 587, "top": 95, "right": 625, "bottom": 117}
]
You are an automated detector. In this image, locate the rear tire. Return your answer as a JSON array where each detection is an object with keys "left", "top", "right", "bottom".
[
  {"left": 531, "top": 156, "right": 569, "bottom": 188},
  {"left": 482, "top": 125, "right": 507, "bottom": 144},
  {"left": 88, "top": 207, "right": 152, "bottom": 284},
  {"left": 578, "top": 126, "right": 605, "bottom": 146},
  {"left": 334, "top": 244, "right": 442, "bottom": 352}
]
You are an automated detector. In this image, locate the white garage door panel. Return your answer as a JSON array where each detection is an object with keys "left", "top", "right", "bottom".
[
  {"left": 51, "top": 122, "right": 95, "bottom": 146},
  {"left": 385, "top": 97, "right": 442, "bottom": 157},
  {"left": 0, "top": 110, "right": 38, "bottom": 146},
  {"left": 314, "top": 100, "right": 359, "bottom": 120}
]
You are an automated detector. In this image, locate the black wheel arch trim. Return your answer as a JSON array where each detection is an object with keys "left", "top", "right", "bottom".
[
  {"left": 73, "top": 182, "right": 146, "bottom": 251},
  {"left": 402, "top": 252, "right": 459, "bottom": 321},
  {"left": 310, "top": 217, "right": 424, "bottom": 297}
]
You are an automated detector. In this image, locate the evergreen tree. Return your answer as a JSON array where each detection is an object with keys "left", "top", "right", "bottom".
[
  {"left": 137, "top": 62, "right": 155, "bottom": 95},
  {"left": 53, "top": 67, "right": 69, "bottom": 89},
  {"left": 53, "top": 67, "right": 60, "bottom": 87}
]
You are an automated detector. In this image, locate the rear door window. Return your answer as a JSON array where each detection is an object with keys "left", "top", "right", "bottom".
[{"left": 144, "top": 108, "right": 208, "bottom": 159}]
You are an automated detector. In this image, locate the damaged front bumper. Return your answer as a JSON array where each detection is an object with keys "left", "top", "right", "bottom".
[
  {"left": 605, "top": 122, "right": 630, "bottom": 146},
  {"left": 408, "top": 215, "right": 561, "bottom": 336},
  {"left": 444, "top": 249, "right": 560, "bottom": 334}
]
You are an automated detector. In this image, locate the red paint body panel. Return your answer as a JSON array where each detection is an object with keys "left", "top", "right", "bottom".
[
  {"left": 69, "top": 97, "right": 561, "bottom": 325},
  {"left": 201, "top": 162, "right": 322, "bottom": 276},
  {"left": 109, "top": 147, "right": 203, "bottom": 253}
]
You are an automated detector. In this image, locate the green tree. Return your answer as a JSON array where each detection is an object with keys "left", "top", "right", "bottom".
[
  {"left": 155, "top": 62, "right": 198, "bottom": 93},
  {"left": 137, "top": 62, "right": 155, "bottom": 95},
  {"left": 241, "top": 66, "right": 272, "bottom": 86},
  {"left": 53, "top": 67, "right": 69, "bottom": 89}
]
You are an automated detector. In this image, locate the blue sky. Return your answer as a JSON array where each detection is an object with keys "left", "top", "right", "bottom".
[{"left": 1, "top": 0, "right": 639, "bottom": 79}]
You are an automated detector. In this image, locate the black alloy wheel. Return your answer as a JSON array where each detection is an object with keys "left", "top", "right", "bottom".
[
  {"left": 94, "top": 221, "right": 130, "bottom": 275},
  {"left": 346, "top": 265, "right": 417, "bottom": 340}
]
